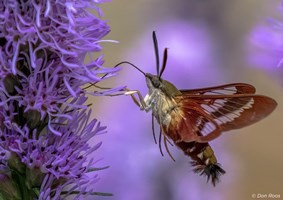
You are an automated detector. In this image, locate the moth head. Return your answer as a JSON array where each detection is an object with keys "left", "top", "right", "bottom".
[{"left": 145, "top": 73, "right": 162, "bottom": 89}]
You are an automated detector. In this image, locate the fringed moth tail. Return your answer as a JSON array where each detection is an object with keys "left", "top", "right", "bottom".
[{"left": 191, "top": 161, "right": 226, "bottom": 186}]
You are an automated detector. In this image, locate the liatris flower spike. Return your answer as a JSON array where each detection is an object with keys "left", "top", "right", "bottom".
[{"left": 0, "top": 1, "right": 120, "bottom": 199}]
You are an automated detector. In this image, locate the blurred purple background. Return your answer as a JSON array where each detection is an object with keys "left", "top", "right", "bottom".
[{"left": 88, "top": 1, "right": 283, "bottom": 200}]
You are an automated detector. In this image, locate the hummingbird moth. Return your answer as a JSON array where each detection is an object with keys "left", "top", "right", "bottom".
[{"left": 116, "top": 32, "right": 277, "bottom": 186}]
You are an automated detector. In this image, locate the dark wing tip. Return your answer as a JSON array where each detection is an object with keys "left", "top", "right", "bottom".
[{"left": 191, "top": 162, "right": 226, "bottom": 186}]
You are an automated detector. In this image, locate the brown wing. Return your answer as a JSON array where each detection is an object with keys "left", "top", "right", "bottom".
[
  {"left": 161, "top": 83, "right": 276, "bottom": 143},
  {"left": 180, "top": 83, "right": 256, "bottom": 95},
  {"left": 163, "top": 99, "right": 223, "bottom": 143},
  {"left": 179, "top": 86, "right": 277, "bottom": 132}
]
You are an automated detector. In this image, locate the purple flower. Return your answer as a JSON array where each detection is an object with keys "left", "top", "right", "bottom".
[
  {"left": 248, "top": 3, "right": 283, "bottom": 81},
  {"left": 249, "top": 22, "right": 283, "bottom": 69},
  {"left": 0, "top": 0, "right": 110, "bottom": 75},
  {"left": 0, "top": 0, "right": 118, "bottom": 199},
  {"left": 3, "top": 0, "right": 118, "bottom": 90},
  {"left": 0, "top": 101, "right": 110, "bottom": 199}
]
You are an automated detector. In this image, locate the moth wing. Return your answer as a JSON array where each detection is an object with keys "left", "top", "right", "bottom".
[
  {"left": 163, "top": 100, "right": 222, "bottom": 143},
  {"left": 180, "top": 83, "right": 256, "bottom": 95},
  {"left": 161, "top": 83, "right": 276, "bottom": 143},
  {"left": 178, "top": 92, "right": 277, "bottom": 132}
]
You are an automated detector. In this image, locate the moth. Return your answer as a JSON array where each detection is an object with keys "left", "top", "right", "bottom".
[{"left": 115, "top": 32, "right": 277, "bottom": 186}]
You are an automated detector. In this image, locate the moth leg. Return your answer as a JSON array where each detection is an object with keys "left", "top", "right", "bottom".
[
  {"left": 125, "top": 90, "right": 143, "bottom": 108},
  {"left": 124, "top": 89, "right": 147, "bottom": 110},
  {"left": 89, "top": 85, "right": 126, "bottom": 96},
  {"left": 158, "top": 129, "right": 164, "bottom": 156},
  {"left": 164, "top": 135, "right": 175, "bottom": 162},
  {"left": 151, "top": 114, "right": 157, "bottom": 144},
  {"left": 160, "top": 126, "right": 175, "bottom": 161},
  {"left": 103, "top": 93, "right": 127, "bottom": 97}
]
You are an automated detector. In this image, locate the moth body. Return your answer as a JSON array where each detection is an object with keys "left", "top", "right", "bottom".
[
  {"left": 119, "top": 31, "right": 277, "bottom": 186},
  {"left": 144, "top": 73, "right": 180, "bottom": 126},
  {"left": 143, "top": 73, "right": 224, "bottom": 186}
]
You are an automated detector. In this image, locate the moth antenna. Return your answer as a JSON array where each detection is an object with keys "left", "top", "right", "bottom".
[
  {"left": 151, "top": 114, "right": 157, "bottom": 144},
  {"left": 159, "top": 48, "right": 168, "bottom": 79},
  {"left": 152, "top": 31, "right": 160, "bottom": 75},
  {"left": 114, "top": 61, "right": 146, "bottom": 76}
]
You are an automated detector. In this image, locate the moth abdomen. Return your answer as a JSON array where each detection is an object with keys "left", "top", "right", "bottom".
[{"left": 175, "top": 141, "right": 225, "bottom": 186}]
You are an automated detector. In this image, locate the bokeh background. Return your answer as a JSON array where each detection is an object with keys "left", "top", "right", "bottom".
[{"left": 90, "top": 1, "right": 283, "bottom": 200}]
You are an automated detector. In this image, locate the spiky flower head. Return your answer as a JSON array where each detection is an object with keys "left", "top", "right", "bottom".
[{"left": 0, "top": 0, "right": 118, "bottom": 199}]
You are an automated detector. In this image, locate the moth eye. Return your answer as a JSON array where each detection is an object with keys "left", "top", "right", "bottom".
[{"left": 152, "top": 78, "right": 161, "bottom": 88}]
